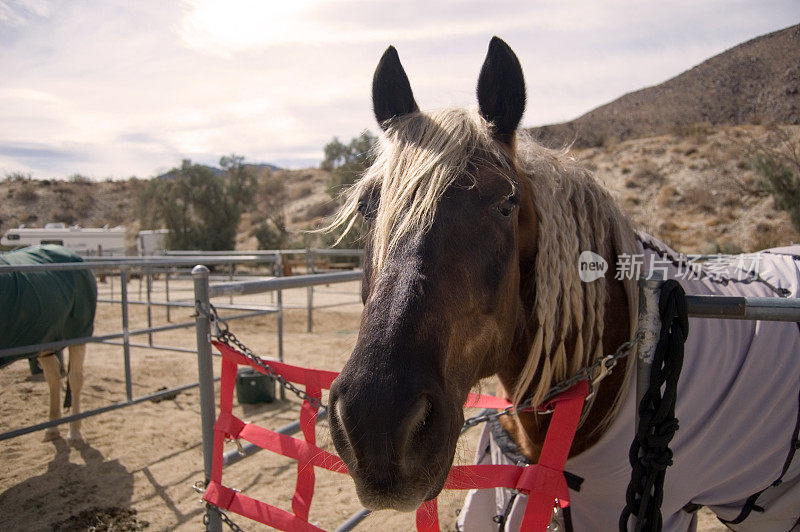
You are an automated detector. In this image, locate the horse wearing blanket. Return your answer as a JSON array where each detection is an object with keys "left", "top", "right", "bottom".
[
  {"left": 1, "top": 245, "right": 97, "bottom": 442},
  {"left": 326, "top": 38, "right": 800, "bottom": 530}
]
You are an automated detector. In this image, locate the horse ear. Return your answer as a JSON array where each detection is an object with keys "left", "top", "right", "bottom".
[
  {"left": 372, "top": 46, "right": 419, "bottom": 130},
  {"left": 477, "top": 37, "right": 526, "bottom": 145}
]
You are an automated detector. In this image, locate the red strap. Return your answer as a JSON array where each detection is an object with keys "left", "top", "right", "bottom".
[
  {"left": 205, "top": 480, "right": 325, "bottom": 532},
  {"left": 206, "top": 340, "right": 588, "bottom": 532},
  {"left": 416, "top": 499, "right": 439, "bottom": 532},
  {"left": 416, "top": 380, "right": 588, "bottom": 532},
  {"left": 293, "top": 370, "right": 322, "bottom": 520},
  {"left": 519, "top": 380, "right": 587, "bottom": 532},
  {"left": 214, "top": 340, "right": 339, "bottom": 389},
  {"left": 464, "top": 393, "right": 512, "bottom": 409}
]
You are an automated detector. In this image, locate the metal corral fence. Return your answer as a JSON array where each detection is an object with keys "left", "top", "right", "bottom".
[
  {"left": 0, "top": 249, "right": 363, "bottom": 443},
  {"left": 191, "top": 269, "right": 800, "bottom": 532}
]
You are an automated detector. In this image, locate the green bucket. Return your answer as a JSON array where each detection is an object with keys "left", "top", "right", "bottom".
[{"left": 235, "top": 367, "right": 276, "bottom": 404}]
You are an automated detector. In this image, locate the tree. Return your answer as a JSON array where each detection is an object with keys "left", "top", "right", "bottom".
[
  {"left": 255, "top": 171, "right": 289, "bottom": 249},
  {"left": 322, "top": 131, "right": 377, "bottom": 196},
  {"left": 318, "top": 131, "right": 377, "bottom": 249},
  {"left": 137, "top": 156, "right": 257, "bottom": 250},
  {"left": 749, "top": 126, "right": 800, "bottom": 233}
]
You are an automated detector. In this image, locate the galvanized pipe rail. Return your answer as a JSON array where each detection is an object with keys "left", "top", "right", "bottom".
[
  {"left": 0, "top": 255, "right": 272, "bottom": 273},
  {"left": 208, "top": 270, "right": 362, "bottom": 298},
  {"left": 686, "top": 294, "right": 800, "bottom": 322},
  {"left": 0, "top": 253, "right": 291, "bottom": 444},
  {"left": 193, "top": 266, "right": 367, "bottom": 532}
]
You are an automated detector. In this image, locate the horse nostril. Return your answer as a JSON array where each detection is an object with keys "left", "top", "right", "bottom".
[
  {"left": 399, "top": 395, "right": 434, "bottom": 457},
  {"left": 406, "top": 395, "right": 432, "bottom": 439}
]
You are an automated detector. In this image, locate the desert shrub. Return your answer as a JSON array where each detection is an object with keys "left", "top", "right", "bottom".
[
  {"left": 633, "top": 161, "right": 664, "bottom": 186},
  {"left": 137, "top": 155, "right": 257, "bottom": 250},
  {"left": 4, "top": 171, "right": 32, "bottom": 182},
  {"left": 290, "top": 185, "right": 313, "bottom": 200},
  {"left": 671, "top": 122, "right": 711, "bottom": 141},
  {"left": 17, "top": 183, "right": 39, "bottom": 202},
  {"left": 322, "top": 131, "right": 377, "bottom": 197},
  {"left": 69, "top": 174, "right": 92, "bottom": 184},
  {"left": 752, "top": 148, "right": 800, "bottom": 232},
  {"left": 254, "top": 220, "right": 287, "bottom": 250},
  {"left": 305, "top": 200, "right": 337, "bottom": 219}
]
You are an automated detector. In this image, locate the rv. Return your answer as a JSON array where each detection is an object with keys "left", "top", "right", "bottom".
[{"left": 1, "top": 223, "right": 127, "bottom": 256}]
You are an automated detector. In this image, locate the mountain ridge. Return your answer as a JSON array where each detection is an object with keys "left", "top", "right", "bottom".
[{"left": 530, "top": 24, "right": 800, "bottom": 148}]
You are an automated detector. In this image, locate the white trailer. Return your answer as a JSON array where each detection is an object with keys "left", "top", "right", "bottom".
[{"left": 1, "top": 223, "right": 127, "bottom": 256}]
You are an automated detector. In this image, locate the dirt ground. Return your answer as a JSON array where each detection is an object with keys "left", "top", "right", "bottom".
[{"left": 0, "top": 277, "right": 725, "bottom": 531}]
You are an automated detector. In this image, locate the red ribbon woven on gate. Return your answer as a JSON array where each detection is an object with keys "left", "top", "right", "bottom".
[{"left": 203, "top": 340, "right": 587, "bottom": 532}]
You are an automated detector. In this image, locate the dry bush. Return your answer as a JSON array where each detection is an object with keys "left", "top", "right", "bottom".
[
  {"left": 655, "top": 184, "right": 681, "bottom": 209},
  {"left": 16, "top": 182, "right": 39, "bottom": 203},
  {"left": 632, "top": 160, "right": 664, "bottom": 186},
  {"left": 290, "top": 185, "right": 313, "bottom": 200},
  {"left": 304, "top": 200, "right": 337, "bottom": 219},
  {"left": 671, "top": 122, "right": 711, "bottom": 143}
]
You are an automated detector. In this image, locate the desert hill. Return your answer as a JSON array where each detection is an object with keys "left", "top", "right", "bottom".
[
  {"left": 530, "top": 24, "right": 800, "bottom": 149},
  {"left": 1, "top": 123, "right": 797, "bottom": 255}
]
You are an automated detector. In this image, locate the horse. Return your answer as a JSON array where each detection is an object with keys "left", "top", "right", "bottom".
[
  {"left": 1, "top": 244, "right": 97, "bottom": 442},
  {"left": 326, "top": 38, "right": 800, "bottom": 530}
]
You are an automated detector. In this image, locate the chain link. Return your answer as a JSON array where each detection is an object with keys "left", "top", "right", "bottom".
[
  {"left": 196, "top": 301, "right": 324, "bottom": 409},
  {"left": 193, "top": 481, "right": 245, "bottom": 532},
  {"left": 204, "top": 503, "right": 245, "bottom": 532},
  {"left": 463, "top": 330, "right": 644, "bottom": 427}
]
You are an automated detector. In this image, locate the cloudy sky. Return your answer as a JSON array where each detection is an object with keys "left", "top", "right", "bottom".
[{"left": 0, "top": 0, "right": 797, "bottom": 179}]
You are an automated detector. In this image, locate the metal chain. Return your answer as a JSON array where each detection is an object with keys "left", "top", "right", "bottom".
[
  {"left": 463, "top": 330, "right": 644, "bottom": 428},
  {"left": 193, "top": 481, "right": 245, "bottom": 532},
  {"left": 195, "top": 301, "right": 324, "bottom": 409},
  {"left": 204, "top": 503, "right": 245, "bottom": 532}
]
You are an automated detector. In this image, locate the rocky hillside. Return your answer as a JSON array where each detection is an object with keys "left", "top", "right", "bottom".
[
  {"left": 531, "top": 24, "right": 800, "bottom": 149},
  {"left": 1, "top": 123, "right": 798, "bottom": 255},
  {"left": 573, "top": 124, "right": 799, "bottom": 253}
]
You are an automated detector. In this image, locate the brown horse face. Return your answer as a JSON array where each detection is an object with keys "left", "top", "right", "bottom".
[{"left": 328, "top": 38, "right": 532, "bottom": 511}]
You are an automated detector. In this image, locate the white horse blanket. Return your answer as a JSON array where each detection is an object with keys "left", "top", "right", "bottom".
[{"left": 458, "top": 236, "right": 800, "bottom": 531}]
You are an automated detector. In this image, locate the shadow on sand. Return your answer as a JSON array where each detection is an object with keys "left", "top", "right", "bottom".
[{"left": 0, "top": 438, "right": 135, "bottom": 530}]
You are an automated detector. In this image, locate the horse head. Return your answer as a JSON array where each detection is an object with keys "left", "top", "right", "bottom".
[
  {"left": 328, "top": 37, "right": 540, "bottom": 511},
  {"left": 328, "top": 37, "right": 637, "bottom": 512}
]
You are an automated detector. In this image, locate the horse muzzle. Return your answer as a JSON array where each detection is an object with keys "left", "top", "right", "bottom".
[{"left": 328, "top": 373, "right": 460, "bottom": 511}]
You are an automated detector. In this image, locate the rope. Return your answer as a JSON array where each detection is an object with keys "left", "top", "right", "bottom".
[{"left": 620, "top": 280, "right": 688, "bottom": 532}]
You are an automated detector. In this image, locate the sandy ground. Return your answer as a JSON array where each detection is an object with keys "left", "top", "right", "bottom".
[{"left": 0, "top": 277, "right": 726, "bottom": 531}]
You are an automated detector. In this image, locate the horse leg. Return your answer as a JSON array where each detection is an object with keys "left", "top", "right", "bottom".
[
  {"left": 66, "top": 344, "right": 86, "bottom": 442},
  {"left": 38, "top": 352, "right": 62, "bottom": 441}
]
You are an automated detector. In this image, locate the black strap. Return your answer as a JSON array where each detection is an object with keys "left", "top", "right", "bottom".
[{"left": 620, "top": 280, "right": 688, "bottom": 532}]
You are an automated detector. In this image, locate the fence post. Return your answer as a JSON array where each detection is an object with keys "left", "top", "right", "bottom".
[
  {"left": 192, "top": 265, "right": 222, "bottom": 532},
  {"left": 146, "top": 265, "right": 153, "bottom": 346},
  {"left": 276, "top": 255, "right": 286, "bottom": 400},
  {"left": 306, "top": 249, "right": 314, "bottom": 333},
  {"left": 120, "top": 267, "right": 133, "bottom": 402},
  {"left": 164, "top": 266, "right": 172, "bottom": 323}
]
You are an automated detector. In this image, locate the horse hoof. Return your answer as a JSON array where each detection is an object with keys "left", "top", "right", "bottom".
[
  {"left": 67, "top": 431, "right": 84, "bottom": 444},
  {"left": 43, "top": 429, "right": 61, "bottom": 442}
]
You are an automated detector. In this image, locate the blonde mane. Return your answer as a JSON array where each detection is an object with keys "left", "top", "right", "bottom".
[{"left": 330, "top": 107, "right": 640, "bottom": 429}]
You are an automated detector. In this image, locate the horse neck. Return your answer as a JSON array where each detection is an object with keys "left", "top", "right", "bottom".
[{"left": 497, "top": 247, "right": 632, "bottom": 462}]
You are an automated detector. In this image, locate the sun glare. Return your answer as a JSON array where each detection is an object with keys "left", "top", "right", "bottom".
[{"left": 181, "top": 0, "right": 329, "bottom": 55}]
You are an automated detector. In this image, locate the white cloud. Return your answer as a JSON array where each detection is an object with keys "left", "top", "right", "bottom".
[{"left": 0, "top": 0, "right": 797, "bottom": 179}]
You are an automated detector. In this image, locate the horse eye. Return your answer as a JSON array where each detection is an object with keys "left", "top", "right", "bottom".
[
  {"left": 497, "top": 195, "right": 519, "bottom": 217},
  {"left": 358, "top": 200, "right": 376, "bottom": 220}
]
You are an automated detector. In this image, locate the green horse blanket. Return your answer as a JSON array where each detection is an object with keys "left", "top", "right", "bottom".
[{"left": 0, "top": 245, "right": 97, "bottom": 367}]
